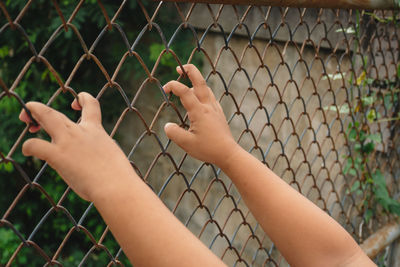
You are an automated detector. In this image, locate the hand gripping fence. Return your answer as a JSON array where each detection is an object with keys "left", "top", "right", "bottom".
[{"left": 0, "top": 0, "right": 400, "bottom": 266}]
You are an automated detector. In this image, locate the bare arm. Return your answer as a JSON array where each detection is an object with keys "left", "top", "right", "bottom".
[
  {"left": 163, "top": 64, "right": 376, "bottom": 267},
  {"left": 219, "top": 147, "right": 374, "bottom": 267},
  {"left": 19, "top": 93, "right": 225, "bottom": 267}
]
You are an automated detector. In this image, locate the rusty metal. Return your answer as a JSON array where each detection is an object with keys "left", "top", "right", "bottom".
[
  {"left": 157, "top": 0, "right": 398, "bottom": 10},
  {"left": 0, "top": 0, "right": 399, "bottom": 266},
  {"left": 361, "top": 222, "right": 400, "bottom": 259}
]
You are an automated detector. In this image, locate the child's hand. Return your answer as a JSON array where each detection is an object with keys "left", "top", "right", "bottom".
[
  {"left": 19, "top": 92, "right": 133, "bottom": 201},
  {"left": 164, "top": 64, "right": 239, "bottom": 168}
]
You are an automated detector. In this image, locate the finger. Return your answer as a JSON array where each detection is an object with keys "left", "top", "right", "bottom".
[
  {"left": 22, "top": 138, "right": 56, "bottom": 162},
  {"left": 177, "top": 64, "right": 207, "bottom": 88},
  {"left": 71, "top": 98, "right": 81, "bottom": 111},
  {"left": 74, "top": 92, "right": 101, "bottom": 125},
  {"left": 164, "top": 81, "right": 200, "bottom": 112},
  {"left": 19, "top": 109, "right": 41, "bottom": 133},
  {"left": 25, "top": 102, "right": 72, "bottom": 138},
  {"left": 177, "top": 64, "right": 209, "bottom": 103},
  {"left": 164, "top": 123, "right": 195, "bottom": 150}
]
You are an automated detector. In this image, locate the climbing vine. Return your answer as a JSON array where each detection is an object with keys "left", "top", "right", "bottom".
[{"left": 330, "top": 11, "right": 400, "bottom": 222}]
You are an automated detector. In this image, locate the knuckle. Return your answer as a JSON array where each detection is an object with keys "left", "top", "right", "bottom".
[
  {"left": 166, "top": 80, "right": 176, "bottom": 86},
  {"left": 77, "top": 92, "right": 87, "bottom": 104},
  {"left": 185, "top": 64, "right": 195, "bottom": 70},
  {"left": 78, "top": 92, "right": 89, "bottom": 98},
  {"left": 25, "top": 102, "right": 33, "bottom": 110},
  {"left": 78, "top": 92, "right": 96, "bottom": 105},
  {"left": 198, "top": 79, "right": 207, "bottom": 87},
  {"left": 44, "top": 107, "right": 54, "bottom": 116},
  {"left": 58, "top": 113, "right": 72, "bottom": 127},
  {"left": 182, "top": 87, "right": 192, "bottom": 96},
  {"left": 64, "top": 121, "right": 74, "bottom": 131},
  {"left": 164, "top": 81, "right": 175, "bottom": 90},
  {"left": 91, "top": 97, "right": 100, "bottom": 107},
  {"left": 27, "top": 102, "right": 53, "bottom": 117},
  {"left": 203, "top": 105, "right": 212, "bottom": 114},
  {"left": 25, "top": 101, "right": 37, "bottom": 109},
  {"left": 25, "top": 101, "right": 41, "bottom": 115}
]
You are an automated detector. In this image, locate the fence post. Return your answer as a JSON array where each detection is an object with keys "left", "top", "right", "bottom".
[{"left": 361, "top": 222, "right": 400, "bottom": 259}]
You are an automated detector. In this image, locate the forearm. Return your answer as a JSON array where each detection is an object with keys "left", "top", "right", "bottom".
[
  {"left": 156, "top": 64, "right": 375, "bottom": 266},
  {"left": 92, "top": 169, "right": 225, "bottom": 267},
  {"left": 220, "top": 146, "right": 373, "bottom": 267},
  {"left": 19, "top": 92, "right": 225, "bottom": 266}
]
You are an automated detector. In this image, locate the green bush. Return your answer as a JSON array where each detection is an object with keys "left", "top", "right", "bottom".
[{"left": 0, "top": 0, "right": 202, "bottom": 265}]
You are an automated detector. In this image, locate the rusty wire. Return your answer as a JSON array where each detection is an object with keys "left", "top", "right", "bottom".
[{"left": 0, "top": 1, "right": 399, "bottom": 266}]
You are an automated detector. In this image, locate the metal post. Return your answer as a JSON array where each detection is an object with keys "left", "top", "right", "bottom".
[{"left": 361, "top": 222, "right": 400, "bottom": 259}]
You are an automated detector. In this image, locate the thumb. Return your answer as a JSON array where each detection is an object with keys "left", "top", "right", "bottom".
[
  {"left": 22, "top": 138, "right": 55, "bottom": 162},
  {"left": 164, "top": 123, "right": 194, "bottom": 149}
]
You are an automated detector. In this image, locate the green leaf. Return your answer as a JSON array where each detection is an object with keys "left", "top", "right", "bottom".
[
  {"left": 366, "top": 176, "right": 374, "bottom": 184},
  {"left": 385, "top": 94, "right": 395, "bottom": 109},
  {"left": 0, "top": 45, "right": 9, "bottom": 58},
  {"left": 367, "top": 109, "right": 376, "bottom": 123},
  {"left": 372, "top": 170, "right": 385, "bottom": 186},
  {"left": 41, "top": 69, "right": 49, "bottom": 81},
  {"left": 349, "top": 128, "right": 357, "bottom": 141},
  {"left": 359, "top": 130, "right": 367, "bottom": 142},
  {"left": 350, "top": 180, "right": 360, "bottom": 192},
  {"left": 389, "top": 202, "right": 400, "bottom": 216},
  {"left": 362, "top": 142, "right": 375, "bottom": 153},
  {"left": 361, "top": 96, "right": 374, "bottom": 106},
  {"left": 26, "top": 207, "right": 32, "bottom": 217},
  {"left": 149, "top": 43, "right": 175, "bottom": 68},
  {"left": 354, "top": 143, "right": 361, "bottom": 151},
  {"left": 343, "top": 158, "right": 352, "bottom": 174},
  {"left": 368, "top": 133, "right": 382, "bottom": 143},
  {"left": 364, "top": 209, "right": 373, "bottom": 223},
  {"left": 371, "top": 170, "right": 397, "bottom": 213},
  {"left": 397, "top": 63, "right": 400, "bottom": 78},
  {"left": 347, "top": 122, "right": 353, "bottom": 130},
  {"left": 3, "top": 162, "right": 14, "bottom": 172},
  {"left": 356, "top": 71, "right": 366, "bottom": 85},
  {"left": 349, "top": 168, "right": 357, "bottom": 176},
  {"left": 354, "top": 157, "right": 362, "bottom": 169},
  {"left": 0, "top": 227, "right": 20, "bottom": 262}
]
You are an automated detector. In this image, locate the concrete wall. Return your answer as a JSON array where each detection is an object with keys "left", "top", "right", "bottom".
[{"left": 113, "top": 4, "right": 398, "bottom": 265}]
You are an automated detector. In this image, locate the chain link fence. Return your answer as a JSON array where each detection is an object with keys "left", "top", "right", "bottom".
[{"left": 1, "top": 0, "right": 399, "bottom": 266}]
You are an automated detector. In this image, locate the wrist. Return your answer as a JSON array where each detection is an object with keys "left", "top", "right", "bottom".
[
  {"left": 216, "top": 143, "right": 246, "bottom": 171},
  {"left": 88, "top": 167, "right": 140, "bottom": 204}
]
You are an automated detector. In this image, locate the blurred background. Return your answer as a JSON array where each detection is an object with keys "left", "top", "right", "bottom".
[{"left": 1, "top": 0, "right": 400, "bottom": 266}]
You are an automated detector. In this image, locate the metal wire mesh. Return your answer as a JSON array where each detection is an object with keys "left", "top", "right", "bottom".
[{"left": 1, "top": 0, "right": 399, "bottom": 266}]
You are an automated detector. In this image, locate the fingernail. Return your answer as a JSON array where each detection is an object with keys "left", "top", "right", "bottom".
[
  {"left": 29, "top": 124, "right": 41, "bottom": 133},
  {"left": 164, "top": 122, "right": 174, "bottom": 130}
]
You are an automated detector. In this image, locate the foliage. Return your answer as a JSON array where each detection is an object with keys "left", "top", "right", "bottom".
[
  {"left": 0, "top": 0, "right": 202, "bottom": 265},
  {"left": 325, "top": 12, "right": 400, "bottom": 224},
  {"left": 343, "top": 70, "right": 400, "bottom": 222}
]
